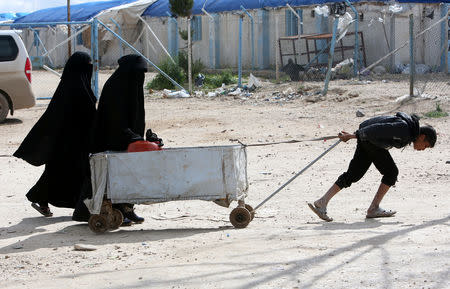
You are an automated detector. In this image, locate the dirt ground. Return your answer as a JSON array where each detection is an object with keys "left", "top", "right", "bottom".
[{"left": 0, "top": 74, "right": 449, "bottom": 289}]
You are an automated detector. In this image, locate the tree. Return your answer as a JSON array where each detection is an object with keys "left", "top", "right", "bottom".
[{"left": 169, "top": 0, "right": 194, "bottom": 93}]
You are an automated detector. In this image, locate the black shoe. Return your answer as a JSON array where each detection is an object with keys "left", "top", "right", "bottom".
[
  {"left": 124, "top": 210, "right": 145, "bottom": 224},
  {"left": 120, "top": 217, "right": 132, "bottom": 226},
  {"left": 72, "top": 214, "right": 90, "bottom": 222}
]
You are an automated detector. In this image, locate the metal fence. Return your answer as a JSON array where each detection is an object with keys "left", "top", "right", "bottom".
[{"left": 0, "top": 2, "right": 449, "bottom": 100}]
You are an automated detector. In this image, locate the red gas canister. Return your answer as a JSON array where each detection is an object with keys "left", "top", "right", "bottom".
[{"left": 127, "top": 140, "right": 162, "bottom": 152}]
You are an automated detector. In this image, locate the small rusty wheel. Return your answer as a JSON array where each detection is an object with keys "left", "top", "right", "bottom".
[
  {"left": 88, "top": 215, "right": 108, "bottom": 233},
  {"left": 229, "top": 207, "right": 251, "bottom": 229},
  {"left": 245, "top": 204, "right": 255, "bottom": 221},
  {"left": 108, "top": 209, "right": 123, "bottom": 230}
]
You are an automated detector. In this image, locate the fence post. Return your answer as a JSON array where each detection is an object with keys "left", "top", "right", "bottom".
[
  {"left": 440, "top": 3, "right": 449, "bottom": 73},
  {"left": 202, "top": 8, "right": 215, "bottom": 69},
  {"left": 286, "top": 4, "right": 303, "bottom": 64},
  {"left": 241, "top": 6, "right": 255, "bottom": 71},
  {"left": 187, "top": 17, "right": 192, "bottom": 93},
  {"left": 389, "top": 14, "right": 396, "bottom": 72},
  {"left": 275, "top": 15, "right": 280, "bottom": 81},
  {"left": 409, "top": 14, "right": 415, "bottom": 97},
  {"left": 91, "top": 18, "right": 99, "bottom": 99},
  {"left": 322, "top": 16, "right": 339, "bottom": 95},
  {"left": 214, "top": 14, "right": 220, "bottom": 68},
  {"left": 238, "top": 14, "right": 243, "bottom": 87},
  {"left": 345, "top": 0, "right": 359, "bottom": 77},
  {"left": 167, "top": 12, "right": 179, "bottom": 58}
]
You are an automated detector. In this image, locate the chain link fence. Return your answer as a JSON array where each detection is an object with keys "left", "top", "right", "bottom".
[{"left": 412, "top": 11, "right": 449, "bottom": 98}]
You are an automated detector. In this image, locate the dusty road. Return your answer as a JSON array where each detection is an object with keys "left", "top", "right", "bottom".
[{"left": 1, "top": 75, "right": 449, "bottom": 288}]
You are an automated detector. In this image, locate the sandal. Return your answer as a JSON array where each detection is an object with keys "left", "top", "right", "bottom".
[
  {"left": 31, "top": 203, "right": 53, "bottom": 217},
  {"left": 308, "top": 202, "right": 333, "bottom": 222},
  {"left": 366, "top": 207, "right": 396, "bottom": 219}
]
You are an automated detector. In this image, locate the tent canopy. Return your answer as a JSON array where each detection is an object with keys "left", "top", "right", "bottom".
[
  {"left": 142, "top": 0, "right": 448, "bottom": 17},
  {"left": 13, "top": 0, "right": 138, "bottom": 23},
  {"left": 0, "top": 12, "right": 28, "bottom": 22}
]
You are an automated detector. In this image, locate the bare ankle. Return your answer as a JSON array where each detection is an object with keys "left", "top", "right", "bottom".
[
  {"left": 367, "top": 205, "right": 378, "bottom": 213},
  {"left": 314, "top": 200, "right": 326, "bottom": 209}
]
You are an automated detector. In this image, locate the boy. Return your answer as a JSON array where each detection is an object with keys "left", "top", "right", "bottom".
[{"left": 308, "top": 112, "right": 436, "bottom": 222}]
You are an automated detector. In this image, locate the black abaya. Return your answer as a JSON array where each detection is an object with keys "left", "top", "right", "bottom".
[
  {"left": 89, "top": 54, "right": 147, "bottom": 221},
  {"left": 14, "top": 52, "right": 96, "bottom": 209},
  {"left": 91, "top": 54, "right": 147, "bottom": 153}
]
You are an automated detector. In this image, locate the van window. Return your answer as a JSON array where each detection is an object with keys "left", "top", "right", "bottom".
[{"left": 0, "top": 35, "right": 19, "bottom": 62}]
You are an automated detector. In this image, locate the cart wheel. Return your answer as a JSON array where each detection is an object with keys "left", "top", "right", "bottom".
[
  {"left": 88, "top": 215, "right": 108, "bottom": 233},
  {"left": 245, "top": 204, "right": 255, "bottom": 221},
  {"left": 229, "top": 207, "right": 251, "bottom": 229},
  {"left": 108, "top": 209, "right": 123, "bottom": 230}
]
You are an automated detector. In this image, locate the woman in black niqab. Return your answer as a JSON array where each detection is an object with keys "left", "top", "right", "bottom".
[
  {"left": 91, "top": 54, "right": 147, "bottom": 153},
  {"left": 14, "top": 52, "right": 96, "bottom": 216},
  {"left": 90, "top": 54, "right": 147, "bottom": 223}
]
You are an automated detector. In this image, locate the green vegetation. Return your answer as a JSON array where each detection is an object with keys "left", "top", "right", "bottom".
[
  {"left": 424, "top": 103, "right": 448, "bottom": 118},
  {"left": 178, "top": 50, "right": 204, "bottom": 79},
  {"left": 203, "top": 70, "right": 236, "bottom": 89},
  {"left": 147, "top": 57, "right": 185, "bottom": 90}
]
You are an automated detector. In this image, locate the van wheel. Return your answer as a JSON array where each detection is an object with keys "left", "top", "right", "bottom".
[{"left": 0, "top": 94, "right": 9, "bottom": 123}]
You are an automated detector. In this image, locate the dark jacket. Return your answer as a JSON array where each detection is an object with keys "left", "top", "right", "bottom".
[{"left": 355, "top": 112, "right": 420, "bottom": 149}]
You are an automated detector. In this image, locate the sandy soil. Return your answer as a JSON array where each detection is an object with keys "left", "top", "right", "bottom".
[{"left": 0, "top": 75, "right": 449, "bottom": 289}]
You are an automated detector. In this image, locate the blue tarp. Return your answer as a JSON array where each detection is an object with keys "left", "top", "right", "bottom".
[
  {"left": 13, "top": 0, "right": 138, "bottom": 23},
  {"left": 143, "top": 0, "right": 449, "bottom": 17},
  {"left": 0, "top": 12, "right": 28, "bottom": 22}
]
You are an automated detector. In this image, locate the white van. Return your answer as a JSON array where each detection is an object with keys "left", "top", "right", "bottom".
[{"left": 0, "top": 30, "right": 35, "bottom": 123}]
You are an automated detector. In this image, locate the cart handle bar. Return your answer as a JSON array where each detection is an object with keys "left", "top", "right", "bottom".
[
  {"left": 252, "top": 139, "right": 342, "bottom": 212},
  {"left": 231, "top": 135, "right": 339, "bottom": 147}
]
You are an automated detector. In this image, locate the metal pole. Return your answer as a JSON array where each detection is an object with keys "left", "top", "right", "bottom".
[
  {"left": 238, "top": 14, "right": 243, "bottom": 87},
  {"left": 322, "top": 17, "right": 339, "bottom": 95},
  {"left": 440, "top": 4, "right": 449, "bottom": 73},
  {"left": 187, "top": 16, "right": 192, "bottom": 93},
  {"left": 202, "top": 8, "right": 215, "bottom": 69},
  {"left": 67, "top": 0, "right": 71, "bottom": 57},
  {"left": 92, "top": 18, "right": 99, "bottom": 98},
  {"left": 29, "top": 26, "right": 54, "bottom": 67},
  {"left": 253, "top": 139, "right": 342, "bottom": 211},
  {"left": 0, "top": 21, "right": 91, "bottom": 26},
  {"left": 409, "top": 14, "right": 415, "bottom": 97},
  {"left": 345, "top": 0, "right": 359, "bottom": 77},
  {"left": 97, "top": 19, "right": 185, "bottom": 91},
  {"left": 241, "top": 6, "right": 255, "bottom": 71},
  {"left": 389, "top": 14, "right": 396, "bottom": 72},
  {"left": 275, "top": 15, "right": 280, "bottom": 81},
  {"left": 110, "top": 17, "right": 124, "bottom": 57},
  {"left": 287, "top": 4, "right": 303, "bottom": 63},
  {"left": 138, "top": 15, "right": 175, "bottom": 64}
]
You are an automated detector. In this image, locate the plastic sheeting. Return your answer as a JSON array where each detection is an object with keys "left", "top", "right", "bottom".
[
  {"left": 0, "top": 13, "right": 28, "bottom": 22},
  {"left": 13, "top": 0, "right": 138, "bottom": 23},
  {"left": 143, "top": 0, "right": 448, "bottom": 17},
  {"left": 85, "top": 145, "right": 248, "bottom": 214}
]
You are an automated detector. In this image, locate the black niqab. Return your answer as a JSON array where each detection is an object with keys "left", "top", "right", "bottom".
[
  {"left": 91, "top": 54, "right": 147, "bottom": 153},
  {"left": 14, "top": 51, "right": 96, "bottom": 208}
]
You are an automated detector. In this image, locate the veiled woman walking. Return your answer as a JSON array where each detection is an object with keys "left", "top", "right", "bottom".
[{"left": 14, "top": 52, "right": 96, "bottom": 217}]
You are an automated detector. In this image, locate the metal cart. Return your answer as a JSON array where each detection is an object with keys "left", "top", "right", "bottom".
[{"left": 85, "top": 145, "right": 254, "bottom": 233}]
